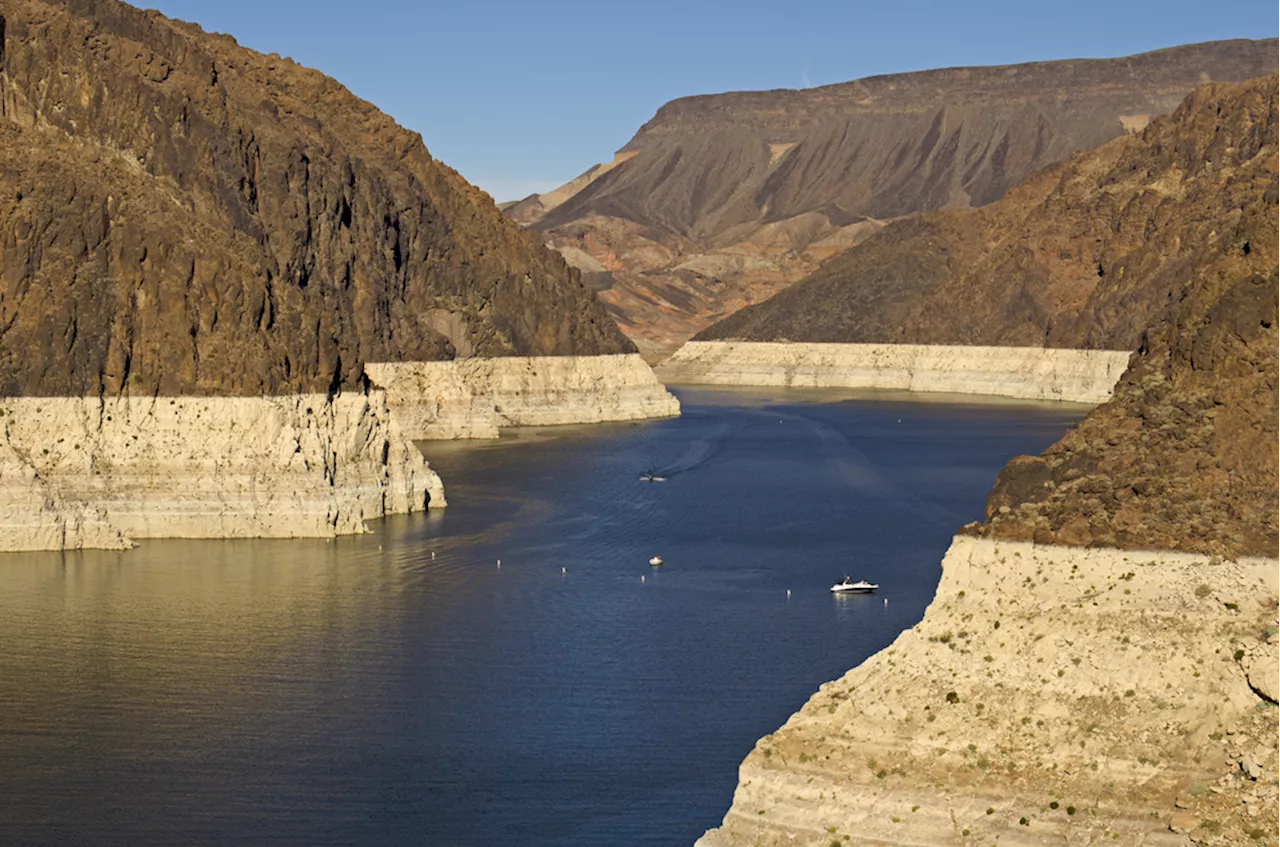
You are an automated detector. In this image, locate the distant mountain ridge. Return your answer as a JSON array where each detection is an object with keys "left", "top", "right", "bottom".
[
  {"left": 700, "top": 74, "right": 1279, "bottom": 557},
  {"left": 508, "top": 39, "right": 1277, "bottom": 356}
]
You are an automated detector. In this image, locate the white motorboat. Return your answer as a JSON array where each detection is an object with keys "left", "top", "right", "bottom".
[
  {"left": 639, "top": 473, "right": 668, "bottom": 482},
  {"left": 649, "top": 556, "right": 664, "bottom": 567},
  {"left": 830, "top": 576, "right": 878, "bottom": 593}
]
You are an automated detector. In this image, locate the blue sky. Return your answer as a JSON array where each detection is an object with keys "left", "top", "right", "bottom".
[{"left": 151, "top": 1, "right": 1277, "bottom": 201}]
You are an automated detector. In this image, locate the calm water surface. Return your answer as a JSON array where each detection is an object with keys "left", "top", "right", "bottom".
[{"left": 0, "top": 387, "right": 1084, "bottom": 846}]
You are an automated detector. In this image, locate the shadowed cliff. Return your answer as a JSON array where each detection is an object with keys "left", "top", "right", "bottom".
[{"left": 0, "top": 0, "right": 633, "bottom": 398}]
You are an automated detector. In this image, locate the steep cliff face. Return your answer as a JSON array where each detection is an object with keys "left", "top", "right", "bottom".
[
  {"left": 0, "top": 0, "right": 656, "bottom": 550},
  {"left": 700, "top": 77, "right": 1278, "bottom": 352},
  {"left": 698, "top": 77, "right": 1279, "bottom": 559},
  {"left": 699, "top": 539, "right": 1279, "bottom": 847},
  {"left": 514, "top": 40, "right": 1276, "bottom": 354},
  {"left": 657, "top": 341, "right": 1131, "bottom": 403},
  {"left": 697, "top": 78, "right": 1279, "bottom": 847},
  {"left": 0, "top": 0, "right": 632, "bottom": 398}
]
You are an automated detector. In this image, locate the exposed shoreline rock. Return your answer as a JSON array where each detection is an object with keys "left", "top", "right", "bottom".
[
  {"left": 0, "top": 392, "right": 442, "bottom": 552},
  {"left": 366, "top": 353, "right": 680, "bottom": 439},
  {"left": 657, "top": 341, "right": 1131, "bottom": 404},
  {"left": 698, "top": 536, "right": 1280, "bottom": 846},
  {"left": 0, "top": 0, "right": 664, "bottom": 553}
]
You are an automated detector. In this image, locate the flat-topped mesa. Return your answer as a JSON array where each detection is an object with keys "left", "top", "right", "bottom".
[
  {"left": 0, "top": 0, "right": 657, "bottom": 551},
  {"left": 657, "top": 342, "right": 1131, "bottom": 404},
  {"left": 516, "top": 40, "right": 1276, "bottom": 354},
  {"left": 696, "top": 75, "right": 1279, "bottom": 355},
  {"left": 366, "top": 354, "right": 679, "bottom": 440}
]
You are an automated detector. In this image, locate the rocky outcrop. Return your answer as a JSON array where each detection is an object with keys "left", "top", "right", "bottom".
[
  {"left": 699, "top": 537, "right": 1280, "bottom": 847},
  {"left": 657, "top": 341, "right": 1130, "bottom": 403},
  {"left": 698, "top": 76, "right": 1279, "bottom": 355},
  {"left": 0, "top": 0, "right": 664, "bottom": 551},
  {"left": 0, "top": 393, "right": 442, "bottom": 552},
  {"left": 365, "top": 354, "right": 680, "bottom": 439},
  {"left": 0, "top": 0, "right": 632, "bottom": 398},
  {"left": 698, "top": 78, "right": 1278, "bottom": 846},
  {"left": 514, "top": 40, "right": 1276, "bottom": 355}
]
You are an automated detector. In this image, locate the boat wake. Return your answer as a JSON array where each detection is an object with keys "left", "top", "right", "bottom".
[{"left": 643, "top": 421, "right": 731, "bottom": 480}]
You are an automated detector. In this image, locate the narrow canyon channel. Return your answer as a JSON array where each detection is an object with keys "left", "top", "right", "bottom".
[{"left": 0, "top": 388, "right": 1086, "bottom": 846}]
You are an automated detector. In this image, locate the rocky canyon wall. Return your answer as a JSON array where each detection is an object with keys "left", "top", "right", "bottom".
[
  {"left": 366, "top": 354, "right": 680, "bottom": 439},
  {"left": 0, "top": 0, "right": 670, "bottom": 552},
  {"left": 698, "top": 536, "right": 1279, "bottom": 847},
  {"left": 657, "top": 342, "right": 1131, "bottom": 404},
  {"left": 0, "top": 393, "right": 443, "bottom": 552}
]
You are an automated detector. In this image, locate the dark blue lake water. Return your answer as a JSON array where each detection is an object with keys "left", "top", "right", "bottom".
[{"left": 0, "top": 387, "right": 1084, "bottom": 846}]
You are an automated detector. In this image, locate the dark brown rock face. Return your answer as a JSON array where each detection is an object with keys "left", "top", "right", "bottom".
[
  {"left": 0, "top": 0, "right": 632, "bottom": 397},
  {"left": 516, "top": 40, "right": 1277, "bottom": 355},
  {"left": 718, "top": 76, "right": 1276, "bottom": 558}
]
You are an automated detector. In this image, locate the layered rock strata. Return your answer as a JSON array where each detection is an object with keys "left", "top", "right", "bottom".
[
  {"left": 0, "top": 393, "right": 441, "bottom": 552},
  {"left": 0, "top": 0, "right": 653, "bottom": 551},
  {"left": 698, "top": 76, "right": 1279, "bottom": 355},
  {"left": 517, "top": 41, "right": 1276, "bottom": 354},
  {"left": 657, "top": 342, "right": 1131, "bottom": 404},
  {"left": 698, "top": 536, "right": 1280, "bottom": 847},
  {"left": 366, "top": 354, "right": 680, "bottom": 439},
  {"left": 698, "top": 77, "right": 1278, "bottom": 847},
  {"left": 0, "top": 0, "right": 633, "bottom": 399}
]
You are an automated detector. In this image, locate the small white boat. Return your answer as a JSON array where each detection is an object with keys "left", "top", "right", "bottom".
[
  {"left": 639, "top": 473, "right": 668, "bottom": 482},
  {"left": 649, "top": 555, "right": 664, "bottom": 567},
  {"left": 830, "top": 576, "right": 878, "bottom": 593}
]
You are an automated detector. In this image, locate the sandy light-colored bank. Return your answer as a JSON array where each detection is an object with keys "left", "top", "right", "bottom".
[
  {"left": 657, "top": 342, "right": 1133, "bottom": 404},
  {"left": 0, "top": 393, "right": 442, "bottom": 553},
  {"left": 365, "top": 353, "right": 681, "bottom": 439},
  {"left": 697, "top": 535, "right": 1279, "bottom": 846}
]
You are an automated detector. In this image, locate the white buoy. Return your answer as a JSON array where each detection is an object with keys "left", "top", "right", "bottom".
[
  {"left": 561, "top": 566, "right": 566, "bottom": 575},
  {"left": 787, "top": 589, "right": 791, "bottom": 598},
  {"left": 884, "top": 597, "right": 888, "bottom": 606},
  {"left": 497, "top": 560, "right": 501, "bottom": 569},
  {"left": 431, "top": 551, "right": 436, "bottom": 559},
  {"left": 641, "top": 575, "right": 646, "bottom": 583}
]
